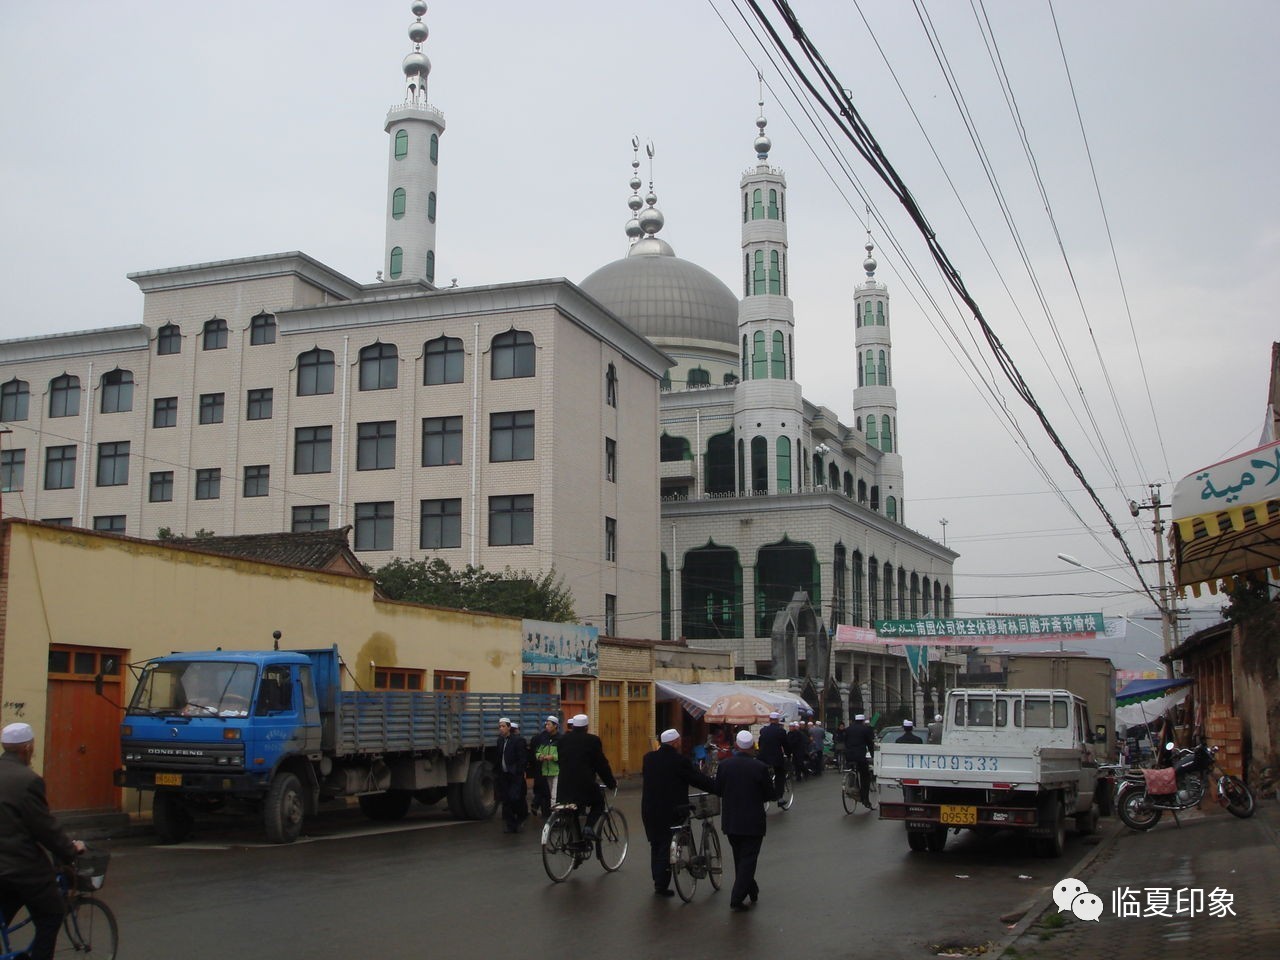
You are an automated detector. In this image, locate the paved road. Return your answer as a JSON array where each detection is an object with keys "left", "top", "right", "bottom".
[{"left": 100, "top": 776, "right": 1103, "bottom": 960}]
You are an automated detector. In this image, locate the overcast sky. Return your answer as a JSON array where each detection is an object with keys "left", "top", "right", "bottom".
[{"left": 2, "top": 2, "right": 1275, "bottom": 637}]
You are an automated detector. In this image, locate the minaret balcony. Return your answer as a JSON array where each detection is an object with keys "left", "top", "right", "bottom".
[{"left": 386, "top": 102, "right": 446, "bottom": 127}]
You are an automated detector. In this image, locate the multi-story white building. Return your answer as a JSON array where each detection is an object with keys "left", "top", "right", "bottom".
[{"left": 0, "top": 5, "right": 668, "bottom": 641}]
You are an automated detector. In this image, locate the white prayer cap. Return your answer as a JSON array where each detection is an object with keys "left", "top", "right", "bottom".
[
  {"left": 570, "top": 713, "right": 590, "bottom": 727},
  {"left": 903, "top": 719, "right": 914, "bottom": 728},
  {"left": 660, "top": 729, "right": 681, "bottom": 744},
  {"left": 934, "top": 714, "right": 943, "bottom": 723},
  {"left": 545, "top": 715, "right": 560, "bottom": 725},
  {"left": 1, "top": 722, "right": 34, "bottom": 745},
  {"left": 510, "top": 721, "right": 520, "bottom": 729},
  {"left": 768, "top": 712, "right": 780, "bottom": 720},
  {"left": 498, "top": 717, "right": 512, "bottom": 725},
  {"left": 854, "top": 714, "right": 866, "bottom": 721},
  {"left": 735, "top": 730, "right": 755, "bottom": 749}
]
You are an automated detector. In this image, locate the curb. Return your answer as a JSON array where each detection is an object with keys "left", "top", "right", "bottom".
[{"left": 987, "top": 821, "right": 1121, "bottom": 959}]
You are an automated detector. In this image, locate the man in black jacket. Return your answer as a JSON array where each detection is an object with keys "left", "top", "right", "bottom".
[
  {"left": 756, "top": 712, "right": 789, "bottom": 796},
  {"left": 898, "top": 719, "right": 923, "bottom": 744},
  {"left": 642, "top": 729, "right": 716, "bottom": 896},
  {"left": 714, "top": 730, "right": 776, "bottom": 912},
  {"left": 495, "top": 718, "right": 528, "bottom": 833},
  {"left": 1, "top": 723, "right": 85, "bottom": 960},
  {"left": 785, "top": 722, "right": 810, "bottom": 783},
  {"left": 843, "top": 713, "right": 876, "bottom": 809},
  {"left": 556, "top": 713, "right": 617, "bottom": 837}
]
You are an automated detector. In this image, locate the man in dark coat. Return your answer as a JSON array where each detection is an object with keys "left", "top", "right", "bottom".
[
  {"left": 898, "top": 719, "right": 923, "bottom": 744},
  {"left": 0, "top": 723, "right": 84, "bottom": 960},
  {"left": 756, "top": 712, "right": 789, "bottom": 795},
  {"left": 714, "top": 729, "right": 777, "bottom": 912},
  {"left": 785, "top": 722, "right": 810, "bottom": 783},
  {"left": 494, "top": 718, "right": 528, "bottom": 833},
  {"left": 555, "top": 713, "right": 617, "bottom": 836},
  {"left": 842, "top": 713, "right": 876, "bottom": 808},
  {"left": 641, "top": 729, "right": 717, "bottom": 896}
]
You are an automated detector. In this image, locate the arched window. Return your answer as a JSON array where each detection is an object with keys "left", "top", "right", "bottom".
[
  {"left": 768, "top": 189, "right": 779, "bottom": 219},
  {"left": 783, "top": 254, "right": 789, "bottom": 296},
  {"left": 857, "top": 362, "right": 864, "bottom": 387},
  {"left": 426, "top": 250, "right": 435, "bottom": 283},
  {"left": 430, "top": 133, "right": 439, "bottom": 164},
  {"left": 157, "top": 323, "right": 181, "bottom": 355},
  {"left": 752, "top": 331, "right": 767, "bottom": 380},
  {"left": 863, "top": 351, "right": 875, "bottom": 385},
  {"left": 394, "top": 129, "right": 408, "bottom": 159},
  {"left": 922, "top": 577, "right": 931, "bottom": 616},
  {"left": 771, "top": 331, "right": 785, "bottom": 379},
  {"left": 855, "top": 306, "right": 861, "bottom": 329},
  {"left": 100, "top": 369, "right": 134, "bottom": 414},
  {"left": 750, "top": 436, "right": 768, "bottom": 493},
  {"left": 389, "top": 246, "right": 403, "bottom": 279},
  {"left": 49, "top": 374, "right": 80, "bottom": 418},
  {"left": 865, "top": 416, "right": 877, "bottom": 447},
  {"left": 687, "top": 367, "right": 710, "bottom": 387},
  {"left": 883, "top": 562, "right": 894, "bottom": 617},
  {"left": 886, "top": 496, "right": 897, "bottom": 521},
  {"left": 751, "top": 188, "right": 764, "bottom": 219},
  {"left": 876, "top": 301, "right": 885, "bottom": 325},
  {"left": 752, "top": 250, "right": 765, "bottom": 295},
  {"left": 660, "top": 433, "right": 691, "bottom": 462},
  {"left": 491, "top": 329, "right": 535, "bottom": 379},
  {"left": 828, "top": 462, "right": 839, "bottom": 489},
  {"left": 768, "top": 250, "right": 781, "bottom": 294},
  {"left": 1, "top": 379, "right": 29, "bottom": 421},
  {"left": 881, "top": 415, "right": 893, "bottom": 452},
  {"left": 743, "top": 254, "right": 750, "bottom": 296},
  {"left": 605, "top": 363, "right": 618, "bottom": 407},
  {"left": 843, "top": 471, "right": 853, "bottom": 497},
  {"left": 392, "top": 187, "right": 406, "bottom": 219},
  {"left": 867, "top": 558, "right": 879, "bottom": 623},
  {"left": 296, "top": 348, "right": 335, "bottom": 396},
  {"left": 428, "top": 191, "right": 437, "bottom": 222},
  {"left": 870, "top": 485, "right": 880, "bottom": 511},
  {"left": 909, "top": 572, "right": 919, "bottom": 617},
  {"left": 660, "top": 369, "right": 671, "bottom": 392},
  {"left": 359, "top": 342, "right": 398, "bottom": 391},
  {"left": 741, "top": 335, "right": 748, "bottom": 380},
  {"left": 852, "top": 550, "right": 864, "bottom": 626},
  {"left": 742, "top": 193, "right": 749, "bottom": 223},
  {"left": 857, "top": 478, "right": 867, "bottom": 503},
  {"left": 202, "top": 317, "right": 228, "bottom": 350},
  {"left": 250, "top": 312, "right": 276, "bottom": 345},
  {"left": 877, "top": 350, "right": 887, "bottom": 385},
  {"left": 424, "top": 335, "right": 464, "bottom": 384},
  {"left": 776, "top": 436, "right": 791, "bottom": 493}
]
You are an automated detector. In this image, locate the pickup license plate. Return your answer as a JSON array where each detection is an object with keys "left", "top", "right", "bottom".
[
  {"left": 155, "top": 773, "right": 182, "bottom": 787},
  {"left": 940, "top": 804, "right": 976, "bottom": 825}
]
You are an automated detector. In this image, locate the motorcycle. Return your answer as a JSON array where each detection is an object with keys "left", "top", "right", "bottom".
[{"left": 1116, "top": 739, "right": 1256, "bottom": 830}]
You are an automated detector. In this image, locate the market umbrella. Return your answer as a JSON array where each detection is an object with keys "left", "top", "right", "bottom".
[
  {"left": 704, "top": 689, "right": 776, "bottom": 725},
  {"left": 1115, "top": 677, "right": 1194, "bottom": 728}
]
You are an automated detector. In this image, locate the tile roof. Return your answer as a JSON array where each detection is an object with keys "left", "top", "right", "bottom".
[{"left": 180, "top": 526, "right": 366, "bottom": 577}]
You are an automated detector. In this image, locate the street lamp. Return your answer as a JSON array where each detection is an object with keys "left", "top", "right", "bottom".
[{"left": 1057, "top": 553, "right": 1176, "bottom": 678}]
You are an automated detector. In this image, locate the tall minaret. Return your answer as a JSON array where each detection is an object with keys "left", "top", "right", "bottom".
[
  {"left": 852, "top": 234, "right": 905, "bottom": 520},
  {"left": 383, "top": 1, "right": 445, "bottom": 286},
  {"left": 734, "top": 89, "right": 803, "bottom": 494}
]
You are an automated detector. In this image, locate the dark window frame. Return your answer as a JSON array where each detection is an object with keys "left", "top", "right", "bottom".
[
  {"left": 202, "top": 317, "right": 229, "bottom": 351},
  {"left": 420, "top": 498, "right": 462, "bottom": 549},
  {"left": 356, "top": 421, "right": 397, "bottom": 471},
  {"left": 422, "top": 415, "right": 463, "bottom": 466},
  {"left": 95, "top": 441, "right": 130, "bottom": 487},
  {"left": 243, "top": 464, "right": 270, "bottom": 498},
  {"left": 195, "top": 467, "right": 221, "bottom": 500}
]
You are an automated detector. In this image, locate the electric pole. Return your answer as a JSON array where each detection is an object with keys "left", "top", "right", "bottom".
[{"left": 1129, "top": 483, "right": 1178, "bottom": 678}]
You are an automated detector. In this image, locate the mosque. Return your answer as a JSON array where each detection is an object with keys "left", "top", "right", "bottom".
[{"left": 0, "top": 4, "right": 957, "bottom": 714}]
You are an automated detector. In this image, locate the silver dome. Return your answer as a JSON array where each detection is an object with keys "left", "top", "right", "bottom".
[
  {"left": 581, "top": 248, "right": 739, "bottom": 347},
  {"left": 403, "top": 51, "right": 430, "bottom": 77},
  {"left": 411, "top": 1, "right": 428, "bottom": 16},
  {"left": 408, "top": 22, "right": 428, "bottom": 43}
]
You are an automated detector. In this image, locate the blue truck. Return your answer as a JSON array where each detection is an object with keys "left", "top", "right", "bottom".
[{"left": 115, "top": 645, "right": 556, "bottom": 843}]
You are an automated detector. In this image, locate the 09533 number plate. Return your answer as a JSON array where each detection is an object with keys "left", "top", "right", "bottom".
[{"left": 940, "top": 804, "right": 976, "bottom": 825}]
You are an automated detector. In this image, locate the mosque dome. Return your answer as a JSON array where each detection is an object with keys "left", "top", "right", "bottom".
[{"left": 581, "top": 242, "right": 739, "bottom": 347}]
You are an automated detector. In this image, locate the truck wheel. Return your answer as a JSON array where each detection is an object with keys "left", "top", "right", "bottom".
[
  {"left": 1074, "top": 805, "right": 1099, "bottom": 836},
  {"left": 463, "top": 760, "right": 497, "bottom": 820},
  {"left": 907, "top": 830, "right": 928, "bottom": 852},
  {"left": 358, "top": 790, "right": 412, "bottom": 821},
  {"left": 446, "top": 783, "right": 468, "bottom": 818},
  {"left": 925, "top": 825, "right": 947, "bottom": 853},
  {"left": 153, "top": 792, "right": 194, "bottom": 844},
  {"left": 264, "top": 771, "right": 305, "bottom": 843},
  {"left": 1036, "top": 799, "right": 1066, "bottom": 858},
  {"left": 414, "top": 787, "right": 447, "bottom": 806}
]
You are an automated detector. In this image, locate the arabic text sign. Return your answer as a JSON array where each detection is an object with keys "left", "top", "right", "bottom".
[
  {"left": 1173, "top": 438, "right": 1280, "bottom": 519},
  {"left": 874, "top": 614, "right": 1104, "bottom": 640}
]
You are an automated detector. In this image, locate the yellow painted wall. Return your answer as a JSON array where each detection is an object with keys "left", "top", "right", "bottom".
[{"left": 0, "top": 521, "right": 525, "bottom": 758}]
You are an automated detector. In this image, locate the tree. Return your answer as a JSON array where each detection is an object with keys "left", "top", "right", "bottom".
[{"left": 370, "top": 557, "right": 576, "bottom": 622}]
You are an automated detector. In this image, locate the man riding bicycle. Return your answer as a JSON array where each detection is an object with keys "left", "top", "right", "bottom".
[
  {"left": 555, "top": 713, "right": 617, "bottom": 838},
  {"left": 0, "top": 723, "right": 86, "bottom": 960},
  {"left": 756, "top": 712, "right": 789, "bottom": 796},
  {"left": 842, "top": 714, "right": 875, "bottom": 809}
]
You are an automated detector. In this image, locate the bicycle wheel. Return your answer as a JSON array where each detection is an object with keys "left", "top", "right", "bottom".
[
  {"left": 541, "top": 811, "right": 577, "bottom": 883},
  {"left": 57, "top": 896, "right": 118, "bottom": 959},
  {"left": 703, "top": 823, "right": 723, "bottom": 892},
  {"left": 596, "top": 808, "right": 628, "bottom": 872},
  {"left": 671, "top": 827, "right": 697, "bottom": 902},
  {"left": 842, "top": 770, "right": 857, "bottom": 814},
  {"left": 778, "top": 774, "right": 795, "bottom": 811}
]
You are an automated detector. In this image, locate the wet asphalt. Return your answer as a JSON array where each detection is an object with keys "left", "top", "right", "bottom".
[{"left": 98, "top": 774, "right": 1104, "bottom": 960}]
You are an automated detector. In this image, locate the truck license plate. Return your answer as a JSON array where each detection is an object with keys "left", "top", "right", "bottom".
[
  {"left": 940, "top": 804, "right": 976, "bottom": 825},
  {"left": 155, "top": 773, "right": 182, "bottom": 787}
]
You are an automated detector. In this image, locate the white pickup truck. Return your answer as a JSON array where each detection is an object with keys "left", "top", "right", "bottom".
[{"left": 874, "top": 688, "right": 1102, "bottom": 857}]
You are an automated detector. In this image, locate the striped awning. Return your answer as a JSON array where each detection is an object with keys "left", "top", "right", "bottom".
[{"left": 1171, "top": 439, "right": 1280, "bottom": 597}]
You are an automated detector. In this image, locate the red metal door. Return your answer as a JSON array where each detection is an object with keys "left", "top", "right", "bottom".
[{"left": 44, "top": 645, "right": 126, "bottom": 812}]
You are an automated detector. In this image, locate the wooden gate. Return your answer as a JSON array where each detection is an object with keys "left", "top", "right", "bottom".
[
  {"left": 625, "top": 682, "right": 652, "bottom": 774},
  {"left": 44, "top": 645, "right": 126, "bottom": 812},
  {"left": 597, "top": 681, "right": 622, "bottom": 773}
]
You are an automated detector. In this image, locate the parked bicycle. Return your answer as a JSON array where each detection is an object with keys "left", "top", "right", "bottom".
[
  {"left": 669, "top": 792, "right": 724, "bottom": 902},
  {"left": 0, "top": 848, "right": 118, "bottom": 960},
  {"left": 541, "top": 788, "right": 629, "bottom": 882},
  {"left": 841, "top": 758, "right": 876, "bottom": 814}
]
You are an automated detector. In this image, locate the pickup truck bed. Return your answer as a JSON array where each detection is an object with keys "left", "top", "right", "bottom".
[{"left": 336, "top": 692, "right": 558, "bottom": 755}]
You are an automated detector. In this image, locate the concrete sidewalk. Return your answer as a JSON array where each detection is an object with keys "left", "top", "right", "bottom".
[{"left": 1002, "top": 798, "right": 1280, "bottom": 957}]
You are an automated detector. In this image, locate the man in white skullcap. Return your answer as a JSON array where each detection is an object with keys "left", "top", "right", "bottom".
[
  {"left": 756, "top": 712, "right": 789, "bottom": 797},
  {"left": 927, "top": 713, "right": 944, "bottom": 745},
  {"left": 842, "top": 713, "right": 876, "bottom": 809},
  {"left": 898, "top": 719, "right": 923, "bottom": 745},
  {"left": 494, "top": 718, "right": 528, "bottom": 833},
  {"left": 528, "top": 715, "right": 561, "bottom": 818},
  {"left": 555, "top": 713, "right": 616, "bottom": 838},
  {"left": 713, "top": 729, "right": 775, "bottom": 912},
  {"left": 1, "top": 723, "right": 86, "bottom": 960},
  {"left": 641, "top": 728, "right": 716, "bottom": 896}
]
